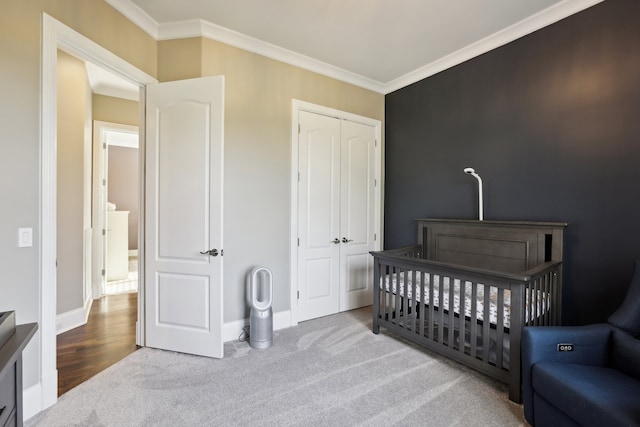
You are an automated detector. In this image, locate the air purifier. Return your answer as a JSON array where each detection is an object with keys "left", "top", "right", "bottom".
[{"left": 249, "top": 266, "right": 273, "bottom": 349}]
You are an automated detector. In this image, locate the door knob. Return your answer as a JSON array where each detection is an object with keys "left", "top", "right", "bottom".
[
  {"left": 200, "top": 248, "right": 219, "bottom": 256},
  {"left": 341, "top": 237, "right": 353, "bottom": 243},
  {"left": 331, "top": 238, "right": 340, "bottom": 244}
]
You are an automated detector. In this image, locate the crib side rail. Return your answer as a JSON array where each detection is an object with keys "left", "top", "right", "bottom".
[{"left": 371, "top": 250, "right": 560, "bottom": 286}]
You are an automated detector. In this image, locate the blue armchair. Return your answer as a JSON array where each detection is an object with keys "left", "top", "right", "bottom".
[{"left": 522, "top": 260, "right": 640, "bottom": 427}]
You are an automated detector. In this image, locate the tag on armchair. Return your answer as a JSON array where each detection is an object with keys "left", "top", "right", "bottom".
[{"left": 557, "top": 343, "right": 574, "bottom": 352}]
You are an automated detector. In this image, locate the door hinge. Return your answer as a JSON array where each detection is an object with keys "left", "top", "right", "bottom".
[
  {"left": 102, "top": 179, "right": 106, "bottom": 186},
  {"left": 297, "top": 238, "right": 300, "bottom": 247},
  {"left": 375, "top": 139, "right": 377, "bottom": 147},
  {"left": 103, "top": 142, "right": 107, "bottom": 149},
  {"left": 101, "top": 269, "right": 105, "bottom": 276},
  {"left": 297, "top": 290, "right": 300, "bottom": 300},
  {"left": 298, "top": 172, "right": 300, "bottom": 182},
  {"left": 298, "top": 124, "right": 301, "bottom": 134},
  {"left": 102, "top": 229, "right": 106, "bottom": 236},
  {"left": 374, "top": 233, "right": 377, "bottom": 241},
  {"left": 374, "top": 179, "right": 377, "bottom": 187}
]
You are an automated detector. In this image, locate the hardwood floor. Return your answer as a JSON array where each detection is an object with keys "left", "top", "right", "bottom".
[{"left": 57, "top": 292, "right": 138, "bottom": 396}]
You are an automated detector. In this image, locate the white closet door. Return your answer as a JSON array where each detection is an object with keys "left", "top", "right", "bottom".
[
  {"left": 339, "top": 120, "right": 376, "bottom": 311},
  {"left": 297, "top": 111, "right": 377, "bottom": 321},
  {"left": 297, "top": 111, "right": 341, "bottom": 322}
]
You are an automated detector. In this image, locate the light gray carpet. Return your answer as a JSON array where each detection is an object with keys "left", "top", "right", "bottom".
[{"left": 27, "top": 308, "right": 526, "bottom": 426}]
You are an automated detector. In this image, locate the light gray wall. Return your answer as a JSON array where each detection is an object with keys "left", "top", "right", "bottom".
[{"left": 0, "top": 0, "right": 43, "bottom": 390}]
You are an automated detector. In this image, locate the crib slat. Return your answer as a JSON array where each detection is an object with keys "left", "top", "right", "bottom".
[
  {"left": 387, "top": 264, "right": 391, "bottom": 322},
  {"left": 447, "top": 277, "right": 455, "bottom": 348},
  {"left": 547, "top": 272, "right": 553, "bottom": 325},
  {"left": 394, "top": 268, "right": 400, "bottom": 326},
  {"left": 470, "top": 284, "right": 478, "bottom": 359},
  {"left": 420, "top": 272, "right": 427, "bottom": 338},
  {"left": 523, "top": 282, "right": 529, "bottom": 327},
  {"left": 381, "top": 263, "right": 388, "bottom": 322},
  {"left": 402, "top": 269, "right": 408, "bottom": 329},
  {"left": 552, "top": 270, "right": 559, "bottom": 325},
  {"left": 437, "top": 276, "right": 444, "bottom": 343},
  {"left": 427, "top": 273, "right": 436, "bottom": 340},
  {"left": 411, "top": 269, "right": 417, "bottom": 333},
  {"left": 533, "top": 280, "right": 538, "bottom": 325},
  {"left": 459, "top": 281, "right": 466, "bottom": 354},
  {"left": 496, "top": 288, "right": 504, "bottom": 369},
  {"left": 482, "top": 286, "right": 491, "bottom": 362}
]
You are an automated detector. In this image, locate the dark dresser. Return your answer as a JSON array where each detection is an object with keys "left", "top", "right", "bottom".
[{"left": 0, "top": 312, "right": 37, "bottom": 427}]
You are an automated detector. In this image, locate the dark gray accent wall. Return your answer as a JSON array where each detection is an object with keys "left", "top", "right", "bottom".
[{"left": 384, "top": 0, "right": 640, "bottom": 325}]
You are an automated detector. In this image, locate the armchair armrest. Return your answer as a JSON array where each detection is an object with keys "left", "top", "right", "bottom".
[{"left": 522, "top": 324, "right": 613, "bottom": 423}]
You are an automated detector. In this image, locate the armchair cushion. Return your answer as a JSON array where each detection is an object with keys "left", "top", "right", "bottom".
[
  {"left": 532, "top": 362, "right": 640, "bottom": 427},
  {"left": 608, "top": 259, "right": 640, "bottom": 337},
  {"left": 521, "top": 324, "right": 612, "bottom": 423},
  {"left": 611, "top": 329, "right": 640, "bottom": 381}
]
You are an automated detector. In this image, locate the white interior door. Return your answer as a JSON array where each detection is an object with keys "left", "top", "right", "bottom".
[
  {"left": 145, "top": 76, "right": 224, "bottom": 358},
  {"left": 339, "top": 120, "right": 375, "bottom": 311},
  {"left": 297, "top": 111, "right": 341, "bottom": 322},
  {"left": 297, "top": 111, "right": 376, "bottom": 321}
]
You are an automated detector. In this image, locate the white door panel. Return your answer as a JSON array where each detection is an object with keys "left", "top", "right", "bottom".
[
  {"left": 340, "top": 120, "right": 375, "bottom": 311},
  {"left": 157, "top": 272, "right": 210, "bottom": 329},
  {"left": 298, "top": 111, "right": 341, "bottom": 322},
  {"left": 156, "top": 101, "right": 210, "bottom": 259},
  {"left": 145, "top": 76, "right": 224, "bottom": 358}
]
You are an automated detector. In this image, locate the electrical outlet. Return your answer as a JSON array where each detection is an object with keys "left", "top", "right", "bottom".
[{"left": 557, "top": 343, "right": 574, "bottom": 352}]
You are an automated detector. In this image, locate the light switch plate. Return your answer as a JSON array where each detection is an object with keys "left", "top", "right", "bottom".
[{"left": 18, "top": 227, "right": 33, "bottom": 247}]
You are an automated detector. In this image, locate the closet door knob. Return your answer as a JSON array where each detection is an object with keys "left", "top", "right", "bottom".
[
  {"left": 331, "top": 238, "right": 340, "bottom": 244},
  {"left": 200, "top": 248, "right": 219, "bottom": 256},
  {"left": 341, "top": 237, "right": 353, "bottom": 243}
]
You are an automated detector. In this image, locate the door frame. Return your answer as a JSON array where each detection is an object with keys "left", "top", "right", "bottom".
[
  {"left": 289, "top": 99, "right": 383, "bottom": 326},
  {"left": 40, "top": 13, "right": 156, "bottom": 411},
  {"left": 92, "top": 121, "right": 139, "bottom": 299}
]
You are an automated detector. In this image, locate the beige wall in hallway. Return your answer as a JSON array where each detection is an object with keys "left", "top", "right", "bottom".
[
  {"left": 56, "top": 50, "right": 90, "bottom": 315},
  {"left": 93, "top": 94, "right": 139, "bottom": 127},
  {"left": 94, "top": 94, "right": 140, "bottom": 250}
]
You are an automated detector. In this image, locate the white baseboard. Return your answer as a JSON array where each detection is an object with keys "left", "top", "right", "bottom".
[
  {"left": 56, "top": 297, "right": 92, "bottom": 335},
  {"left": 23, "top": 382, "right": 42, "bottom": 421},
  {"left": 23, "top": 368, "right": 57, "bottom": 421},
  {"left": 222, "top": 310, "right": 291, "bottom": 343}
]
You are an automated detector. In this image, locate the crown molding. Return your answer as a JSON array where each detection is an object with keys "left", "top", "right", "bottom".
[
  {"left": 106, "top": 0, "right": 604, "bottom": 94},
  {"left": 157, "top": 19, "right": 387, "bottom": 93},
  {"left": 384, "top": 0, "right": 605, "bottom": 93}
]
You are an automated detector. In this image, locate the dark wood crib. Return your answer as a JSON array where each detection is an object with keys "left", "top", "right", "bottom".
[{"left": 371, "top": 219, "right": 567, "bottom": 402}]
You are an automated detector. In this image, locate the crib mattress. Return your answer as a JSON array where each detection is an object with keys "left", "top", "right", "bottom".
[{"left": 382, "top": 272, "right": 547, "bottom": 329}]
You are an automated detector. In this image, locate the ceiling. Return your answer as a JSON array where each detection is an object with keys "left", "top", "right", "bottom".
[{"left": 104, "top": 0, "right": 602, "bottom": 94}]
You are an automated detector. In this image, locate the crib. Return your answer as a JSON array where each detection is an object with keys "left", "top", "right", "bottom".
[{"left": 371, "top": 219, "right": 567, "bottom": 403}]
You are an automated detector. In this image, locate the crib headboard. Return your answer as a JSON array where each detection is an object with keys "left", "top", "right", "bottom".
[{"left": 416, "top": 219, "right": 567, "bottom": 273}]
